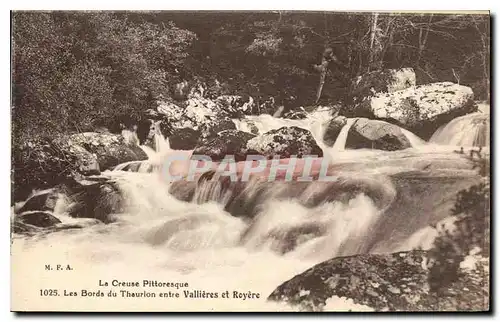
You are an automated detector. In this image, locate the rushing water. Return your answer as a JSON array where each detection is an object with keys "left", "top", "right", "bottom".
[
  {"left": 11, "top": 107, "right": 486, "bottom": 311},
  {"left": 430, "top": 112, "right": 490, "bottom": 147}
]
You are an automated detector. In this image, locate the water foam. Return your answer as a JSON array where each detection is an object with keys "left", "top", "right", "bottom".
[
  {"left": 11, "top": 109, "right": 486, "bottom": 311},
  {"left": 430, "top": 112, "right": 489, "bottom": 147}
]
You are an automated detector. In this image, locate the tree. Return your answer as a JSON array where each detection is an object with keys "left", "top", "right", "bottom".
[{"left": 12, "top": 11, "right": 197, "bottom": 140}]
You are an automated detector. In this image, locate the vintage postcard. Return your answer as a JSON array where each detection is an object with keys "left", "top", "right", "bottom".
[{"left": 10, "top": 10, "right": 490, "bottom": 312}]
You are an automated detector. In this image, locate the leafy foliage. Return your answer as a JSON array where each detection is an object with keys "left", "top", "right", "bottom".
[
  {"left": 12, "top": 12, "right": 490, "bottom": 139},
  {"left": 427, "top": 149, "right": 490, "bottom": 293},
  {"left": 12, "top": 11, "right": 197, "bottom": 140}
]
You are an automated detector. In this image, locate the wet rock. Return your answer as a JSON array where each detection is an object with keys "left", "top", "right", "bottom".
[
  {"left": 345, "top": 118, "right": 412, "bottom": 151},
  {"left": 114, "top": 161, "right": 154, "bottom": 173},
  {"left": 235, "top": 120, "right": 260, "bottom": 135},
  {"left": 282, "top": 109, "right": 308, "bottom": 120},
  {"left": 17, "top": 189, "right": 60, "bottom": 213},
  {"left": 62, "top": 177, "right": 124, "bottom": 223},
  {"left": 268, "top": 250, "right": 489, "bottom": 312},
  {"left": 246, "top": 126, "right": 323, "bottom": 159},
  {"left": 323, "top": 116, "right": 348, "bottom": 147},
  {"left": 12, "top": 221, "right": 41, "bottom": 235},
  {"left": 16, "top": 211, "right": 61, "bottom": 228},
  {"left": 168, "top": 180, "right": 197, "bottom": 203},
  {"left": 193, "top": 130, "right": 257, "bottom": 162},
  {"left": 370, "top": 82, "right": 476, "bottom": 140}
]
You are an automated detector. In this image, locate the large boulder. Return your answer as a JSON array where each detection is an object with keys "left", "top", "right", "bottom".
[
  {"left": 268, "top": 250, "right": 489, "bottom": 312},
  {"left": 345, "top": 118, "right": 412, "bottom": 151},
  {"left": 157, "top": 99, "right": 215, "bottom": 130},
  {"left": 246, "top": 126, "right": 323, "bottom": 159},
  {"left": 323, "top": 116, "right": 348, "bottom": 147},
  {"left": 193, "top": 130, "right": 257, "bottom": 162},
  {"left": 62, "top": 176, "right": 124, "bottom": 223},
  {"left": 157, "top": 97, "right": 238, "bottom": 138},
  {"left": 17, "top": 189, "right": 60, "bottom": 213},
  {"left": 199, "top": 117, "right": 237, "bottom": 139},
  {"left": 12, "top": 137, "right": 83, "bottom": 202},
  {"left": 52, "top": 137, "right": 101, "bottom": 175},
  {"left": 168, "top": 128, "right": 201, "bottom": 150},
  {"left": 14, "top": 175, "right": 125, "bottom": 225},
  {"left": 12, "top": 211, "right": 63, "bottom": 235},
  {"left": 347, "top": 68, "right": 416, "bottom": 116},
  {"left": 66, "top": 132, "right": 147, "bottom": 170},
  {"left": 370, "top": 82, "right": 476, "bottom": 140},
  {"left": 16, "top": 211, "right": 62, "bottom": 228}
]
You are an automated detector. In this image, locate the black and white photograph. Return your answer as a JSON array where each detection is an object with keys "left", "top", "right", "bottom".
[{"left": 10, "top": 10, "right": 490, "bottom": 312}]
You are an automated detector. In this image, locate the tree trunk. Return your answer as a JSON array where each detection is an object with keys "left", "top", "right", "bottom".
[
  {"left": 472, "top": 16, "right": 490, "bottom": 101},
  {"left": 417, "top": 14, "right": 433, "bottom": 66},
  {"left": 315, "top": 59, "right": 329, "bottom": 104},
  {"left": 368, "top": 13, "right": 379, "bottom": 72}
]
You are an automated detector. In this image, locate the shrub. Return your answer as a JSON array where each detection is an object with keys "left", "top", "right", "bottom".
[{"left": 426, "top": 148, "right": 490, "bottom": 292}]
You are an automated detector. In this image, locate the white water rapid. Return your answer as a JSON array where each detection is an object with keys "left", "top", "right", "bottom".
[
  {"left": 430, "top": 112, "right": 490, "bottom": 148},
  {"left": 11, "top": 106, "right": 486, "bottom": 311}
]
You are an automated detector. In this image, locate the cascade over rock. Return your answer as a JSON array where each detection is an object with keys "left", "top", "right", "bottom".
[
  {"left": 246, "top": 126, "right": 323, "bottom": 159},
  {"left": 345, "top": 118, "right": 412, "bottom": 151},
  {"left": 13, "top": 175, "right": 126, "bottom": 228},
  {"left": 323, "top": 116, "right": 348, "bottom": 147},
  {"left": 430, "top": 112, "right": 489, "bottom": 147}
]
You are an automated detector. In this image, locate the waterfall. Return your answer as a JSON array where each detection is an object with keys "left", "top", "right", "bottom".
[
  {"left": 273, "top": 106, "right": 285, "bottom": 117},
  {"left": 121, "top": 128, "right": 140, "bottom": 146},
  {"left": 233, "top": 112, "right": 426, "bottom": 159},
  {"left": 401, "top": 128, "right": 426, "bottom": 147},
  {"left": 232, "top": 108, "right": 333, "bottom": 155},
  {"left": 332, "top": 118, "right": 357, "bottom": 151},
  {"left": 430, "top": 112, "right": 489, "bottom": 147},
  {"left": 154, "top": 132, "right": 171, "bottom": 153},
  {"left": 139, "top": 145, "right": 157, "bottom": 159}
]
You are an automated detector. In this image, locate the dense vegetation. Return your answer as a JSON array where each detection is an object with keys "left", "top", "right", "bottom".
[
  {"left": 427, "top": 149, "right": 490, "bottom": 293},
  {"left": 12, "top": 11, "right": 490, "bottom": 142}
]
